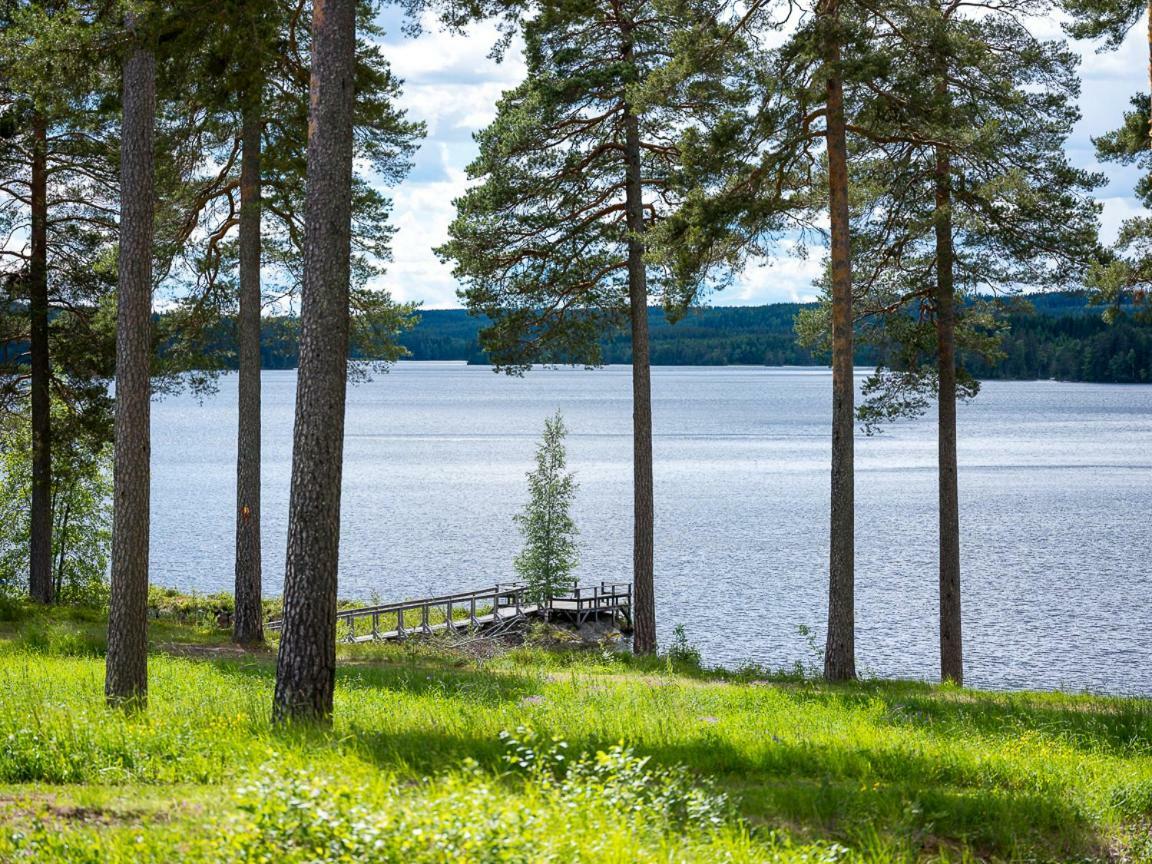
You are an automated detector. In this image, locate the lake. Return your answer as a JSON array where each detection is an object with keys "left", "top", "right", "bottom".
[{"left": 152, "top": 363, "right": 1152, "bottom": 694}]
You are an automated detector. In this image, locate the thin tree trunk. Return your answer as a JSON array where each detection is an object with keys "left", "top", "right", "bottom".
[
  {"left": 29, "top": 113, "right": 53, "bottom": 605},
  {"left": 822, "top": 1, "right": 856, "bottom": 682},
  {"left": 106, "top": 24, "right": 156, "bottom": 708},
  {"left": 934, "top": 144, "right": 963, "bottom": 684},
  {"left": 272, "top": 0, "right": 356, "bottom": 723},
  {"left": 1147, "top": 0, "right": 1151, "bottom": 143},
  {"left": 620, "top": 27, "right": 656, "bottom": 657},
  {"left": 233, "top": 94, "right": 264, "bottom": 645},
  {"left": 55, "top": 496, "right": 70, "bottom": 599}
]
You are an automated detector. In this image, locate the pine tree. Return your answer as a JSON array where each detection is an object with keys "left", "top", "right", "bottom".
[
  {"left": 439, "top": 0, "right": 743, "bottom": 655},
  {"left": 162, "top": 0, "right": 421, "bottom": 645},
  {"left": 879, "top": 0, "right": 1098, "bottom": 684},
  {"left": 0, "top": 1, "right": 120, "bottom": 605},
  {"left": 1084, "top": 94, "right": 1152, "bottom": 317},
  {"left": 106, "top": 8, "right": 157, "bottom": 708},
  {"left": 662, "top": 0, "right": 882, "bottom": 680},
  {"left": 233, "top": 7, "right": 266, "bottom": 645},
  {"left": 800, "top": 0, "right": 1101, "bottom": 683},
  {"left": 272, "top": 0, "right": 359, "bottom": 724},
  {"left": 816, "top": 0, "right": 857, "bottom": 683}
]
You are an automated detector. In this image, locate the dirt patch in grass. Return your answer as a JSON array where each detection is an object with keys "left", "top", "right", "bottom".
[
  {"left": 0, "top": 794, "right": 196, "bottom": 828},
  {"left": 157, "top": 641, "right": 273, "bottom": 660}
]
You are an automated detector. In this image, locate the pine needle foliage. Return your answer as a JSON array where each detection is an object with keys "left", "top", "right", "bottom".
[{"left": 437, "top": 0, "right": 750, "bottom": 366}]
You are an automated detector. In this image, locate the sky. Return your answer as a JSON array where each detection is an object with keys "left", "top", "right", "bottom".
[{"left": 368, "top": 8, "right": 1150, "bottom": 309}]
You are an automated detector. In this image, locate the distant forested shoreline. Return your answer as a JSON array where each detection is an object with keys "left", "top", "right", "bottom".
[{"left": 215, "top": 291, "right": 1150, "bottom": 384}]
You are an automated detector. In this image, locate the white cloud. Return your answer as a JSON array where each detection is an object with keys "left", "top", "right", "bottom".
[
  {"left": 1076, "top": 26, "right": 1147, "bottom": 81},
  {"left": 369, "top": 13, "right": 525, "bottom": 308},
  {"left": 1100, "top": 195, "right": 1146, "bottom": 243},
  {"left": 373, "top": 170, "right": 470, "bottom": 308}
]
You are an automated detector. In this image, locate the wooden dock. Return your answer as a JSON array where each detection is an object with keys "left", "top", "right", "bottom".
[{"left": 266, "top": 581, "right": 631, "bottom": 643}]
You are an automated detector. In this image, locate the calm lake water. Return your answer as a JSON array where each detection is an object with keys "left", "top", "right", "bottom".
[{"left": 153, "top": 363, "right": 1152, "bottom": 694}]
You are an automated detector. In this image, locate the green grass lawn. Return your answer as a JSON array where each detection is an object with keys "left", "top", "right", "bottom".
[{"left": 0, "top": 601, "right": 1149, "bottom": 862}]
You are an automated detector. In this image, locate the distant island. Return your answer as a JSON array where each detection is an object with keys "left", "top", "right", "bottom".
[{"left": 238, "top": 291, "right": 1152, "bottom": 384}]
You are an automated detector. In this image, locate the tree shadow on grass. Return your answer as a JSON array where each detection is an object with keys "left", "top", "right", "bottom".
[
  {"left": 337, "top": 661, "right": 547, "bottom": 707},
  {"left": 197, "top": 651, "right": 547, "bottom": 710}
]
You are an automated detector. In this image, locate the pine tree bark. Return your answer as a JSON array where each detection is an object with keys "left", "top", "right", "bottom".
[
  {"left": 29, "top": 113, "right": 53, "bottom": 605},
  {"left": 272, "top": 0, "right": 356, "bottom": 723},
  {"left": 620, "top": 27, "right": 656, "bottom": 657},
  {"left": 106, "top": 26, "right": 156, "bottom": 707},
  {"left": 822, "top": 0, "right": 856, "bottom": 682},
  {"left": 233, "top": 95, "right": 264, "bottom": 645},
  {"left": 935, "top": 144, "right": 963, "bottom": 684}
]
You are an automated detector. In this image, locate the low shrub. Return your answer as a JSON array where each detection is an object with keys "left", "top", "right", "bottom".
[
  {"left": 0, "top": 595, "right": 24, "bottom": 622},
  {"left": 13, "top": 620, "right": 105, "bottom": 657},
  {"left": 146, "top": 586, "right": 238, "bottom": 626},
  {"left": 664, "top": 623, "right": 703, "bottom": 673},
  {"left": 218, "top": 731, "right": 760, "bottom": 863}
]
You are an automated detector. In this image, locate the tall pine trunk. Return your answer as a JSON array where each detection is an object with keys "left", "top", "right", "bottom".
[
  {"left": 233, "top": 95, "right": 264, "bottom": 645},
  {"left": 934, "top": 144, "right": 963, "bottom": 684},
  {"left": 822, "top": 1, "right": 856, "bottom": 682},
  {"left": 272, "top": 0, "right": 356, "bottom": 723},
  {"left": 106, "top": 26, "right": 156, "bottom": 707},
  {"left": 820, "top": 3, "right": 857, "bottom": 686},
  {"left": 621, "top": 26, "right": 656, "bottom": 656},
  {"left": 29, "top": 113, "right": 53, "bottom": 605}
]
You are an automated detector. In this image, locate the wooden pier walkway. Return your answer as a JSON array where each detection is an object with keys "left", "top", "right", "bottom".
[{"left": 266, "top": 581, "right": 631, "bottom": 643}]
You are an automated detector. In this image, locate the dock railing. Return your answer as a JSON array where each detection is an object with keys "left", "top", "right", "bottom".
[
  {"left": 542, "top": 581, "right": 632, "bottom": 625},
  {"left": 266, "top": 580, "right": 631, "bottom": 642},
  {"left": 267, "top": 583, "right": 530, "bottom": 642}
]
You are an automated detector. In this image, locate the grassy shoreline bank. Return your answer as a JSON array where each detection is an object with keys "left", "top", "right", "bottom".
[{"left": 0, "top": 599, "right": 1149, "bottom": 862}]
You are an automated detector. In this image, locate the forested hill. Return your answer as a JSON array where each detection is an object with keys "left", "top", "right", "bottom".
[
  {"left": 398, "top": 304, "right": 814, "bottom": 367},
  {"left": 201, "top": 291, "right": 1152, "bottom": 383},
  {"left": 391, "top": 292, "right": 1152, "bottom": 383}
]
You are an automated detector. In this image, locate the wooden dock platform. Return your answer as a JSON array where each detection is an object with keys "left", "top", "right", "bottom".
[{"left": 266, "top": 581, "right": 631, "bottom": 643}]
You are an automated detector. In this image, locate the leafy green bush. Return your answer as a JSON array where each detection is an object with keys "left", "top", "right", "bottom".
[
  {"left": 0, "top": 408, "right": 111, "bottom": 606},
  {"left": 13, "top": 619, "right": 105, "bottom": 657},
  {"left": 499, "top": 725, "right": 730, "bottom": 827},
  {"left": 146, "top": 586, "right": 237, "bottom": 625},
  {"left": 0, "top": 594, "right": 25, "bottom": 622},
  {"left": 219, "top": 731, "right": 746, "bottom": 863}
]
